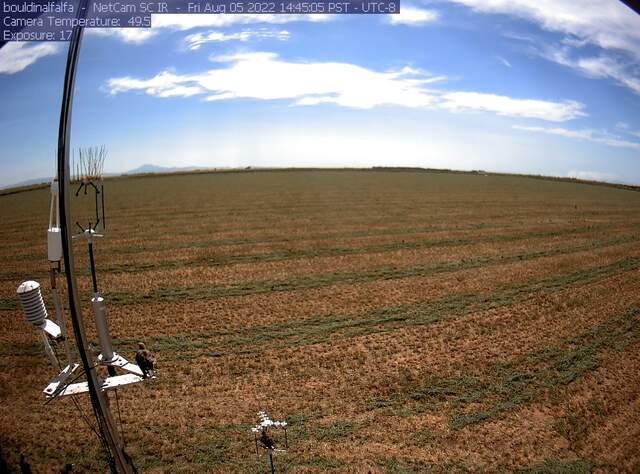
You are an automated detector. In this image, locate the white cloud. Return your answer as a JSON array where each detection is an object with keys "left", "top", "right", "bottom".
[
  {"left": 389, "top": 6, "right": 439, "bottom": 26},
  {"left": 108, "top": 52, "right": 439, "bottom": 108},
  {"left": 106, "top": 52, "right": 586, "bottom": 121},
  {"left": 616, "top": 121, "right": 640, "bottom": 139},
  {"left": 184, "top": 29, "right": 290, "bottom": 50},
  {"left": 86, "top": 13, "right": 330, "bottom": 44},
  {"left": 442, "top": 93, "right": 584, "bottom": 122},
  {"left": 445, "top": 0, "right": 640, "bottom": 59},
  {"left": 88, "top": 28, "right": 158, "bottom": 44},
  {"left": 152, "top": 13, "right": 330, "bottom": 30},
  {"left": 0, "top": 42, "right": 60, "bottom": 74},
  {"left": 560, "top": 36, "right": 590, "bottom": 49},
  {"left": 469, "top": 1, "right": 640, "bottom": 96},
  {"left": 574, "top": 56, "right": 640, "bottom": 94},
  {"left": 496, "top": 55, "right": 511, "bottom": 68},
  {"left": 513, "top": 125, "right": 640, "bottom": 150},
  {"left": 107, "top": 70, "right": 205, "bottom": 97},
  {"left": 615, "top": 121, "right": 630, "bottom": 130},
  {"left": 541, "top": 48, "right": 640, "bottom": 95},
  {"left": 567, "top": 170, "right": 617, "bottom": 182}
]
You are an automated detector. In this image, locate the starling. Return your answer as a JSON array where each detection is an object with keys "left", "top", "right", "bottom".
[{"left": 135, "top": 342, "right": 156, "bottom": 378}]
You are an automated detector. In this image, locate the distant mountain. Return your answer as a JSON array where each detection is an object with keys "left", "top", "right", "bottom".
[
  {"left": 125, "top": 164, "right": 201, "bottom": 175},
  {"left": 0, "top": 165, "right": 202, "bottom": 190},
  {"left": 0, "top": 177, "right": 52, "bottom": 190}
]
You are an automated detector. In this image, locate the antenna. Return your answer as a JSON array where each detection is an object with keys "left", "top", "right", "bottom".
[{"left": 72, "top": 145, "right": 107, "bottom": 233}]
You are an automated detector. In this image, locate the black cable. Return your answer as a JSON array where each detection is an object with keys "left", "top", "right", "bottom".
[
  {"left": 93, "top": 182, "right": 101, "bottom": 229},
  {"left": 101, "top": 184, "right": 106, "bottom": 231},
  {"left": 114, "top": 389, "right": 126, "bottom": 447},
  {"left": 71, "top": 394, "right": 103, "bottom": 441},
  {"left": 37, "top": 294, "right": 123, "bottom": 470},
  {"left": 89, "top": 401, "right": 115, "bottom": 470},
  {"left": 52, "top": 337, "right": 63, "bottom": 371},
  {"left": 43, "top": 346, "right": 108, "bottom": 459},
  {"left": 43, "top": 365, "right": 88, "bottom": 404},
  {"left": 88, "top": 241, "right": 99, "bottom": 293}
]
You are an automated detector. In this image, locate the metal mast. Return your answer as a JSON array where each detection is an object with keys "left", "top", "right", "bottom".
[{"left": 56, "top": 2, "right": 136, "bottom": 472}]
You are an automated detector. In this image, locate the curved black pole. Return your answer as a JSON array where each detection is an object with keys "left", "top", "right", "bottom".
[
  {"left": 56, "top": 2, "right": 136, "bottom": 472},
  {"left": 621, "top": 0, "right": 640, "bottom": 15}
]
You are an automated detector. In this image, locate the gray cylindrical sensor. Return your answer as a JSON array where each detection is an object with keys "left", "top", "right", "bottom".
[
  {"left": 17, "top": 281, "right": 48, "bottom": 328},
  {"left": 91, "top": 295, "right": 115, "bottom": 362}
]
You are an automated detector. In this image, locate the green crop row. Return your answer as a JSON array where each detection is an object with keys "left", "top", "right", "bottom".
[
  {"left": 106, "top": 255, "right": 640, "bottom": 362},
  {"left": 368, "top": 306, "right": 640, "bottom": 431}
]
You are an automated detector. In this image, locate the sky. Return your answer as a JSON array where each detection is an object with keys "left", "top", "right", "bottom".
[{"left": 0, "top": 0, "right": 639, "bottom": 188}]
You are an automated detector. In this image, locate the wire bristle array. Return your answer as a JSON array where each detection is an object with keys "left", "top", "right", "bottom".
[{"left": 72, "top": 146, "right": 107, "bottom": 183}]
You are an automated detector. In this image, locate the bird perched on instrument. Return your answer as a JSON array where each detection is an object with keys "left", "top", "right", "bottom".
[{"left": 135, "top": 342, "right": 156, "bottom": 378}]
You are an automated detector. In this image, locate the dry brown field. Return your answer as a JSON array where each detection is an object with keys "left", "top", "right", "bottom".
[{"left": 0, "top": 169, "right": 639, "bottom": 473}]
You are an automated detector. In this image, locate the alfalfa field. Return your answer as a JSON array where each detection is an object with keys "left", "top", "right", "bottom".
[{"left": 0, "top": 169, "right": 639, "bottom": 473}]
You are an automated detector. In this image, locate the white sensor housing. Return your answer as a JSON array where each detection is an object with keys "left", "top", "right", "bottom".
[
  {"left": 48, "top": 179, "right": 62, "bottom": 262},
  {"left": 17, "top": 280, "right": 47, "bottom": 327},
  {"left": 16, "top": 280, "right": 61, "bottom": 339},
  {"left": 48, "top": 227, "right": 63, "bottom": 262}
]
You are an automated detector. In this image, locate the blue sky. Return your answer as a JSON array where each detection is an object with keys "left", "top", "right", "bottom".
[{"left": 1, "top": 0, "right": 639, "bottom": 187}]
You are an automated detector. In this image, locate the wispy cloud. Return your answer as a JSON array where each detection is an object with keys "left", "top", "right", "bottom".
[
  {"left": 496, "top": 55, "right": 512, "bottom": 68},
  {"left": 513, "top": 125, "right": 640, "bottom": 150},
  {"left": 86, "top": 14, "right": 330, "bottom": 44},
  {"left": 0, "top": 42, "right": 60, "bottom": 74},
  {"left": 443, "top": 93, "right": 584, "bottom": 121},
  {"left": 541, "top": 47, "right": 640, "bottom": 95},
  {"left": 615, "top": 122, "right": 640, "bottom": 139},
  {"left": 88, "top": 28, "right": 158, "bottom": 44},
  {"left": 184, "top": 29, "right": 290, "bottom": 50},
  {"left": 388, "top": 6, "right": 439, "bottom": 26},
  {"left": 152, "top": 13, "right": 330, "bottom": 30},
  {"left": 106, "top": 52, "right": 585, "bottom": 121},
  {"left": 567, "top": 170, "right": 617, "bottom": 182},
  {"left": 444, "top": 0, "right": 640, "bottom": 59},
  {"left": 443, "top": 1, "right": 640, "bottom": 96}
]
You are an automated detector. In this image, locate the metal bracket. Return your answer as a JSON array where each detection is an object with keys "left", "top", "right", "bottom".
[
  {"left": 45, "top": 354, "right": 149, "bottom": 399},
  {"left": 54, "top": 373, "right": 145, "bottom": 397},
  {"left": 98, "top": 353, "right": 144, "bottom": 377},
  {"left": 41, "top": 319, "right": 62, "bottom": 339},
  {"left": 43, "top": 363, "right": 80, "bottom": 397}
]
